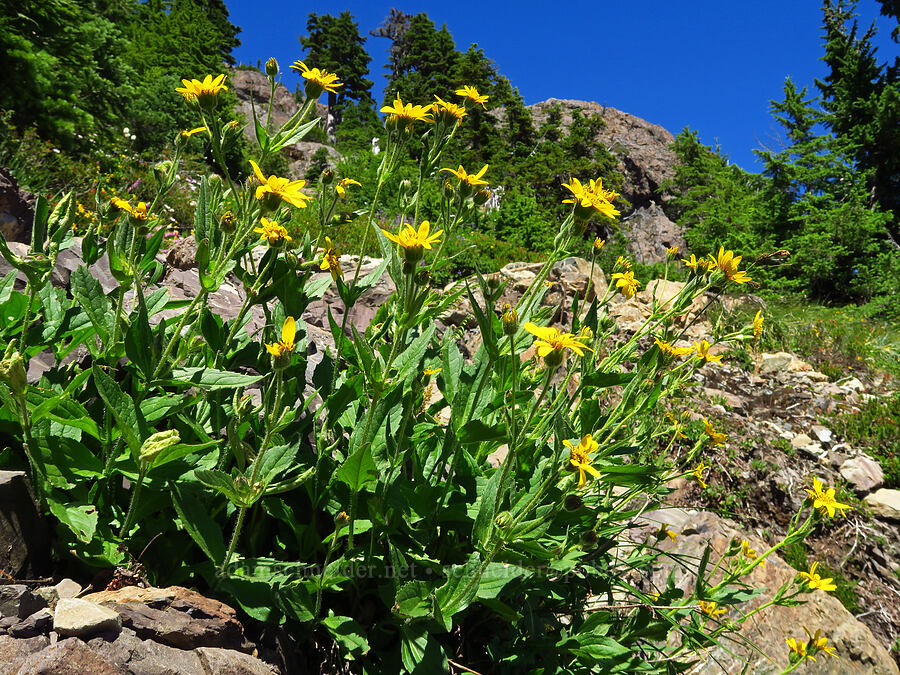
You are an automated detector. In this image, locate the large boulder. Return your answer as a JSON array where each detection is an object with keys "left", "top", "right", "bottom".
[
  {"left": 0, "top": 168, "right": 35, "bottom": 244},
  {"left": 622, "top": 201, "right": 687, "bottom": 264}
]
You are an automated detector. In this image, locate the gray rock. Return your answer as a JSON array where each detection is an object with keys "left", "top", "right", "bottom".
[
  {"left": 53, "top": 579, "right": 81, "bottom": 601},
  {"left": 0, "top": 634, "right": 49, "bottom": 672},
  {"left": 0, "top": 470, "right": 51, "bottom": 580},
  {"left": 0, "top": 168, "right": 36, "bottom": 244},
  {"left": 864, "top": 488, "right": 900, "bottom": 521},
  {"left": 86, "top": 626, "right": 205, "bottom": 674},
  {"left": 8, "top": 608, "right": 53, "bottom": 638},
  {"left": 760, "top": 352, "right": 794, "bottom": 373},
  {"left": 0, "top": 585, "right": 46, "bottom": 621},
  {"left": 622, "top": 201, "right": 687, "bottom": 264},
  {"left": 839, "top": 456, "right": 884, "bottom": 494},
  {"left": 810, "top": 424, "right": 833, "bottom": 445},
  {"left": 14, "top": 636, "right": 120, "bottom": 674},
  {"left": 196, "top": 647, "right": 278, "bottom": 674},
  {"left": 53, "top": 598, "right": 122, "bottom": 639}
]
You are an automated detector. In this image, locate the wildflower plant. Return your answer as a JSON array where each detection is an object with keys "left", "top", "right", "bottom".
[{"left": 0, "top": 58, "right": 849, "bottom": 674}]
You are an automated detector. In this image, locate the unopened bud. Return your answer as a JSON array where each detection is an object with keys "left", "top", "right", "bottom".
[
  {"left": 335, "top": 511, "right": 350, "bottom": 526},
  {"left": 501, "top": 304, "right": 518, "bottom": 336},
  {"left": 564, "top": 494, "right": 583, "bottom": 511},
  {"left": 0, "top": 352, "right": 27, "bottom": 396},
  {"left": 580, "top": 530, "right": 599, "bottom": 547},
  {"left": 265, "top": 57, "right": 279, "bottom": 77},
  {"left": 220, "top": 210, "right": 237, "bottom": 233},
  {"left": 494, "top": 511, "right": 512, "bottom": 529},
  {"left": 139, "top": 429, "right": 180, "bottom": 464},
  {"left": 473, "top": 187, "right": 490, "bottom": 206},
  {"left": 442, "top": 180, "right": 455, "bottom": 199},
  {"left": 321, "top": 168, "right": 334, "bottom": 185}
]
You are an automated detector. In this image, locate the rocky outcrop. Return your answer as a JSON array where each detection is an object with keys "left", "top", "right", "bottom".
[
  {"left": 0, "top": 471, "right": 50, "bottom": 580},
  {"left": 0, "top": 168, "right": 36, "bottom": 244}
]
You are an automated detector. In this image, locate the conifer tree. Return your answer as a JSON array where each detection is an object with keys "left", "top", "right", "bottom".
[{"left": 382, "top": 13, "right": 460, "bottom": 104}]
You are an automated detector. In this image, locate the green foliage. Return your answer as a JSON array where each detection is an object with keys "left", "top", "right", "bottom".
[
  {"left": 829, "top": 392, "right": 900, "bottom": 487},
  {"left": 383, "top": 13, "right": 460, "bottom": 104}
]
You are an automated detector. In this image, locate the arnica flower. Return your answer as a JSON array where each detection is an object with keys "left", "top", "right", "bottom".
[
  {"left": 180, "top": 126, "right": 208, "bottom": 139},
  {"left": 562, "top": 177, "right": 620, "bottom": 220},
  {"left": 290, "top": 60, "right": 342, "bottom": 98},
  {"left": 665, "top": 412, "right": 688, "bottom": 439},
  {"left": 249, "top": 160, "right": 311, "bottom": 210},
  {"left": 615, "top": 256, "right": 632, "bottom": 271},
  {"left": 110, "top": 196, "right": 132, "bottom": 212},
  {"left": 432, "top": 95, "right": 467, "bottom": 126},
  {"left": 423, "top": 366, "right": 442, "bottom": 376},
  {"left": 740, "top": 539, "right": 765, "bottom": 566},
  {"left": 440, "top": 164, "right": 489, "bottom": 195},
  {"left": 265, "top": 316, "right": 296, "bottom": 359},
  {"left": 799, "top": 562, "right": 837, "bottom": 592},
  {"left": 563, "top": 434, "right": 601, "bottom": 488},
  {"left": 175, "top": 74, "right": 228, "bottom": 109},
  {"left": 523, "top": 322, "right": 592, "bottom": 369},
  {"left": 752, "top": 310, "right": 764, "bottom": 340},
  {"left": 320, "top": 237, "right": 342, "bottom": 280},
  {"left": 593, "top": 237, "right": 605, "bottom": 252},
  {"left": 611, "top": 271, "right": 641, "bottom": 298},
  {"left": 455, "top": 85, "right": 489, "bottom": 109},
  {"left": 692, "top": 462, "right": 709, "bottom": 489},
  {"left": 656, "top": 523, "right": 678, "bottom": 542},
  {"left": 704, "top": 419, "right": 727, "bottom": 447},
  {"left": 709, "top": 246, "right": 752, "bottom": 284},
  {"left": 804, "top": 477, "right": 851, "bottom": 518},
  {"left": 654, "top": 338, "right": 693, "bottom": 358},
  {"left": 786, "top": 637, "right": 808, "bottom": 661},
  {"left": 694, "top": 340, "right": 723, "bottom": 364},
  {"left": 381, "top": 93, "right": 433, "bottom": 130},
  {"left": 380, "top": 220, "right": 443, "bottom": 263},
  {"left": 335, "top": 178, "right": 361, "bottom": 199},
  {"left": 698, "top": 600, "right": 726, "bottom": 617},
  {"left": 806, "top": 629, "right": 837, "bottom": 658},
  {"left": 254, "top": 217, "right": 292, "bottom": 246},
  {"left": 666, "top": 246, "right": 679, "bottom": 256},
  {"left": 681, "top": 253, "right": 709, "bottom": 273}
]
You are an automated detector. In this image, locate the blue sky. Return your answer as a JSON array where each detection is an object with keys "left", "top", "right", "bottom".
[{"left": 227, "top": 1, "right": 897, "bottom": 171}]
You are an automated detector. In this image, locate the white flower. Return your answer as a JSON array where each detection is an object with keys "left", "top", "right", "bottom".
[{"left": 123, "top": 127, "right": 130, "bottom": 135}]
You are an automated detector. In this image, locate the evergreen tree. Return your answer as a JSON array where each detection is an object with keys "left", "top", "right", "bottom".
[
  {"left": 370, "top": 9, "right": 412, "bottom": 84},
  {"left": 300, "top": 12, "right": 376, "bottom": 139},
  {"left": 382, "top": 13, "right": 460, "bottom": 104}
]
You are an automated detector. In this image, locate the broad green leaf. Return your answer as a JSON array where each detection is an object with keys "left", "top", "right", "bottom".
[
  {"left": 334, "top": 443, "right": 377, "bottom": 492},
  {"left": 457, "top": 419, "right": 506, "bottom": 444},
  {"left": 93, "top": 367, "right": 143, "bottom": 454},
  {"left": 434, "top": 553, "right": 482, "bottom": 629},
  {"left": 48, "top": 499, "right": 97, "bottom": 544},
  {"left": 400, "top": 622, "right": 448, "bottom": 674},
  {"left": 391, "top": 324, "right": 435, "bottom": 384},
  {"left": 166, "top": 367, "right": 263, "bottom": 391},
  {"left": 256, "top": 444, "right": 298, "bottom": 486},
  {"left": 0, "top": 270, "right": 18, "bottom": 305},
  {"left": 321, "top": 614, "right": 369, "bottom": 660},
  {"left": 70, "top": 266, "right": 111, "bottom": 345},
  {"left": 194, "top": 469, "right": 244, "bottom": 505},
  {"left": 150, "top": 440, "right": 220, "bottom": 470},
  {"left": 473, "top": 468, "right": 503, "bottom": 548},
  {"left": 171, "top": 483, "right": 226, "bottom": 565},
  {"left": 125, "top": 286, "right": 153, "bottom": 377}
]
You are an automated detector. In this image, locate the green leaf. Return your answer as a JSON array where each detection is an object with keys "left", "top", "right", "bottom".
[
  {"left": 48, "top": 499, "right": 97, "bottom": 544},
  {"left": 473, "top": 467, "right": 503, "bottom": 548},
  {"left": 194, "top": 176, "right": 212, "bottom": 242},
  {"left": 582, "top": 371, "right": 634, "bottom": 389},
  {"left": 171, "top": 483, "right": 226, "bottom": 566},
  {"left": 334, "top": 443, "right": 377, "bottom": 492},
  {"left": 0, "top": 270, "right": 18, "bottom": 305},
  {"left": 321, "top": 614, "right": 369, "bottom": 660},
  {"left": 440, "top": 336, "right": 462, "bottom": 405},
  {"left": 93, "top": 367, "right": 143, "bottom": 454},
  {"left": 270, "top": 116, "right": 321, "bottom": 151},
  {"left": 400, "top": 622, "right": 448, "bottom": 673},
  {"left": 166, "top": 367, "right": 263, "bottom": 391},
  {"left": 391, "top": 324, "right": 435, "bottom": 384},
  {"left": 434, "top": 552, "right": 482, "bottom": 628},
  {"left": 70, "top": 266, "right": 111, "bottom": 346},
  {"left": 125, "top": 287, "right": 153, "bottom": 377},
  {"left": 465, "top": 278, "right": 498, "bottom": 361},
  {"left": 150, "top": 440, "right": 220, "bottom": 470},
  {"left": 457, "top": 419, "right": 506, "bottom": 444},
  {"left": 194, "top": 469, "right": 244, "bottom": 505},
  {"left": 256, "top": 444, "right": 298, "bottom": 486}
]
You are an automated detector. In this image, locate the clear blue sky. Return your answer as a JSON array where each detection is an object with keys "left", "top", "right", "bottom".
[{"left": 227, "top": 1, "right": 897, "bottom": 172}]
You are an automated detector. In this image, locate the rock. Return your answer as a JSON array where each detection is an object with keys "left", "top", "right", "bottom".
[
  {"left": 8, "top": 608, "right": 53, "bottom": 638},
  {"left": 0, "top": 634, "right": 49, "bottom": 672},
  {"left": 196, "top": 646, "right": 279, "bottom": 674},
  {"left": 702, "top": 388, "right": 746, "bottom": 415},
  {"left": 83, "top": 586, "right": 247, "bottom": 651},
  {"left": 53, "top": 598, "right": 122, "bottom": 639},
  {"left": 304, "top": 255, "right": 396, "bottom": 336},
  {"left": 85, "top": 625, "right": 205, "bottom": 674},
  {"left": 164, "top": 236, "right": 198, "bottom": 270},
  {"left": 760, "top": 352, "right": 794, "bottom": 373},
  {"left": 839, "top": 456, "right": 885, "bottom": 494},
  {"left": 790, "top": 433, "right": 813, "bottom": 449},
  {"left": 0, "top": 585, "right": 46, "bottom": 621},
  {"left": 633, "top": 509, "right": 899, "bottom": 674},
  {"left": 839, "top": 376, "right": 866, "bottom": 393},
  {"left": 0, "top": 168, "right": 36, "bottom": 244},
  {"left": 864, "top": 488, "right": 900, "bottom": 521},
  {"left": 14, "top": 636, "right": 121, "bottom": 674},
  {"left": 53, "top": 580, "right": 81, "bottom": 601},
  {"left": 810, "top": 424, "right": 833, "bottom": 445},
  {"left": 0, "top": 471, "right": 51, "bottom": 580},
  {"left": 622, "top": 202, "right": 687, "bottom": 264}
]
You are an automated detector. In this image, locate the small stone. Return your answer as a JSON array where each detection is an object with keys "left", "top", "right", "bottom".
[
  {"left": 0, "top": 584, "right": 46, "bottom": 619},
  {"left": 54, "top": 578, "right": 82, "bottom": 600},
  {"left": 760, "top": 352, "right": 793, "bottom": 373},
  {"left": 53, "top": 598, "right": 122, "bottom": 638},
  {"left": 839, "top": 456, "right": 884, "bottom": 494},
  {"left": 840, "top": 376, "right": 865, "bottom": 392},
  {"left": 864, "top": 488, "right": 900, "bottom": 521},
  {"left": 790, "top": 433, "right": 813, "bottom": 449},
  {"left": 810, "top": 425, "right": 832, "bottom": 445},
  {"left": 8, "top": 607, "right": 53, "bottom": 637}
]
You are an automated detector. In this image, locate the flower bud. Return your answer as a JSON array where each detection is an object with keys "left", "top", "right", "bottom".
[
  {"left": 442, "top": 180, "right": 455, "bottom": 199},
  {"left": 564, "top": 494, "right": 583, "bottom": 511},
  {"left": 473, "top": 187, "right": 490, "bottom": 206},
  {"left": 542, "top": 348, "right": 564, "bottom": 370},
  {"left": 0, "top": 351, "right": 27, "bottom": 396},
  {"left": 501, "top": 304, "right": 518, "bottom": 336},
  {"left": 580, "top": 530, "right": 599, "bottom": 547},
  {"left": 494, "top": 511, "right": 512, "bottom": 529},
  {"left": 138, "top": 429, "right": 181, "bottom": 464},
  {"left": 414, "top": 268, "right": 432, "bottom": 287},
  {"left": 220, "top": 210, "right": 237, "bottom": 233},
  {"left": 265, "top": 57, "right": 279, "bottom": 77},
  {"left": 335, "top": 511, "right": 350, "bottom": 526},
  {"left": 321, "top": 168, "right": 334, "bottom": 185}
]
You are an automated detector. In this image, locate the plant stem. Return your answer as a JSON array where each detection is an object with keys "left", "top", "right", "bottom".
[{"left": 219, "top": 505, "right": 247, "bottom": 576}]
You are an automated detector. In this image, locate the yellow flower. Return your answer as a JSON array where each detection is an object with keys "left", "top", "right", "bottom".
[
  {"left": 381, "top": 220, "right": 443, "bottom": 262},
  {"left": 110, "top": 196, "right": 132, "bottom": 212},
  {"left": 381, "top": 93, "right": 433, "bottom": 128},
  {"left": 709, "top": 246, "right": 752, "bottom": 284},
  {"left": 804, "top": 477, "right": 851, "bottom": 518},
  {"left": 561, "top": 177, "right": 620, "bottom": 219},
  {"left": 665, "top": 412, "right": 688, "bottom": 439},
  {"left": 681, "top": 253, "right": 709, "bottom": 272},
  {"left": 265, "top": 316, "right": 296, "bottom": 358},
  {"left": 666, "top": 246, "right": 679, "bottom": 256},
  {"left": 423, "top": 366, "right": 442, "bottom": 376},
  {"left": 249, "top": 160, "right": 311, "bottom": 209},
  {"left": 440, "top": 164, "right": 489, "bottom": 187},
  {"left": 786, "top": 637, "right": 808, "bottom": 660},
  {"left": 611, "top": 271, "right": 641, "bottom": 298},
  {"left": 290, "top": 60, "right": 343, "bottom": 96},
  {"left": 752, "top": 310, "right": 764, "bottom": 340},
  {"left": 455, "top": 85, "right": 489, "bottom": 109},
  {"left": 698, "top": 600, "right": 726, "bottom": 617},
  {"left": 180, "top": 126, "right": 208, "bottom": 139},
  {"left": 799, "top": 562, "right": 836, "bottom": 592},
  {"left": 703, "top": 419, "right": 727, "bottom": 447},
  {"left": 806, "top": 629, "right": 837, "bottom": 658},
  {"left": 593, "top": 237, "right": 605, "bottom": 252},
  {"left": 253, "top": 217, "right": 292, "bottom": 245},
  {"left": 319, "top": 237, "right": 342, "bottom": 280},
  {"left": 740, "top": 539, "right": 765, "bottom": 565},
  {"left": 656, "top": 523, "right": 678, "bottom": 542},
  {"left": 335, "top": 178, "right": 361, "bottom": 198},
  {"left": 692, "top": 462, "right": 709, "bottom": 489},
  {"left": 654, "top": 338, "right": 694, "bottom": 358},
  {"left": 563, "top": 434, "right": 601, "bottom": 488},
  {"left": 432, "top": 95, "right": 468, "bottom": 125},
  {"left": 694, "top": 340, "right": 723, "bottom": 364},
  {"left": 131, "top": 202, "right": 149, "bottom": 221},
  {"left": 175, "top": 74, "right": 228, "bottom": 106},
  {"left": 523, "top": 322, "right": 593, "bottom": 361},
  {"left": 615, "top": 256, "right": 632, "bottom": 270}
]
